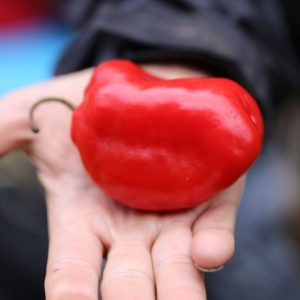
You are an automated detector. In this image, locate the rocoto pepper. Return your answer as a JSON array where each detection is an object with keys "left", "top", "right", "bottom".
[{"left": 71, "top": 60, "right": 264, "bottom": 211}]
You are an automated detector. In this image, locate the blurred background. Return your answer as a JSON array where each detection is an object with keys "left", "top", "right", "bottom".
[
  {"left": 0, "top": 0, "right": 71, "bottom": 95},
  {"left": 0, "top": 1, "right": 71, "bottom": 299},
  {"left": 0, "top": 0, "right": 300, "bottom": 299}
]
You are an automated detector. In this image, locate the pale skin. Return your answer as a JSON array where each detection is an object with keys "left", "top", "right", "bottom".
[{"left": 0, "top": 64, "right": 245, "bottom": 300}]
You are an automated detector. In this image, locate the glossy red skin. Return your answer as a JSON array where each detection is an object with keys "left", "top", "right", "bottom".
[{"left": 72, "top": 60, "right": 264, "bottom": 211}]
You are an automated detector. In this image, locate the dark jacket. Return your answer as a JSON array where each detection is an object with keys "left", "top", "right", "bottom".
[{"left": 55, "top": 0, "right": 300, "bottom": 118}]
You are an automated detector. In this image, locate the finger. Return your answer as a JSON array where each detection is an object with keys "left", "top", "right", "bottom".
[
  {"left": 101, "top": 240, "right": 155, "bottom": 300},
  {"left": 152, "top": 226, "right": 206, "bottom": 300},
  {"left": 0, "top": 97, "right": 33, "bottom": 156},
  {"left": 45, "top": 224, "right": 103, "bottom": 300},
  {"left": 191, "top": 176, "right": 246, "bottom": 271}
]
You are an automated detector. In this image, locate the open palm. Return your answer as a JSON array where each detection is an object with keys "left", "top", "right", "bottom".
[{"left": 0, "top": 66, "right": 244, "bottom": 300}]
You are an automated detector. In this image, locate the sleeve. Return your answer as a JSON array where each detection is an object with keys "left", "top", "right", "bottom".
[{"left": 54, "top": 0, "right": 300, "bottom": 114}]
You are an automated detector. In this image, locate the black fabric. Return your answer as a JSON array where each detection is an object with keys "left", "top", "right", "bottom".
[
  {"left": 54, "top": 0, "right": 300, "bottom": 116},
  {"left": 0, "top": 153, "right": 48, "bottom": 300}
]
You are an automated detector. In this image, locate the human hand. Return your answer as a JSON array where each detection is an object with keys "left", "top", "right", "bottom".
[{"left": 0, "top": 65, "right": 245, "bottom": 300}]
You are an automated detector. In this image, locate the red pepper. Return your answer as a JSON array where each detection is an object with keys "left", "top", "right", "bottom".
[{"left": 71, "top": 60, "right": 264, "bottom": 211}]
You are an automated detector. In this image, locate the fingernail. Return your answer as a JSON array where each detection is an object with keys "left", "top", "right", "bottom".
[{"left": 194, "top": 264, "right": 224, "bottom": 273}]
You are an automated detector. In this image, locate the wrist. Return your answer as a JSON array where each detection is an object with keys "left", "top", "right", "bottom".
[{"left": 141, "top": 62, "right": 211, "bottom": 79}]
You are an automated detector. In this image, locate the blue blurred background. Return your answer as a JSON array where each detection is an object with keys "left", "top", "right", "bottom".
[{"left": 0, "top": 19, "right": 72, "bottom": 96}]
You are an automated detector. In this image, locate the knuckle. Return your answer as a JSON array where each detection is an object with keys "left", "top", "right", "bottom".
[
  {"left": 46, "top": 256, "right": 98, "bottom": 276},
  {"left": 155, "top": 253, "right": 193, "bottom": 269},
  {"left": 46, "top": 289, "right": 94, "bottom": 300},
  {"left": 101, "top": 267, "right": 153, "bottom": 287},
  {"left": 45, "top": 257, "right": 99, "bottom": 300},
  {"left": 159, "top": 285, "right": 205, "bottom": 300}
]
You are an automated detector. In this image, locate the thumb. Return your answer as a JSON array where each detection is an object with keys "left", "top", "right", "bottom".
[{"left": 0, "top": 94, "right": 34, "bottom": 156}]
